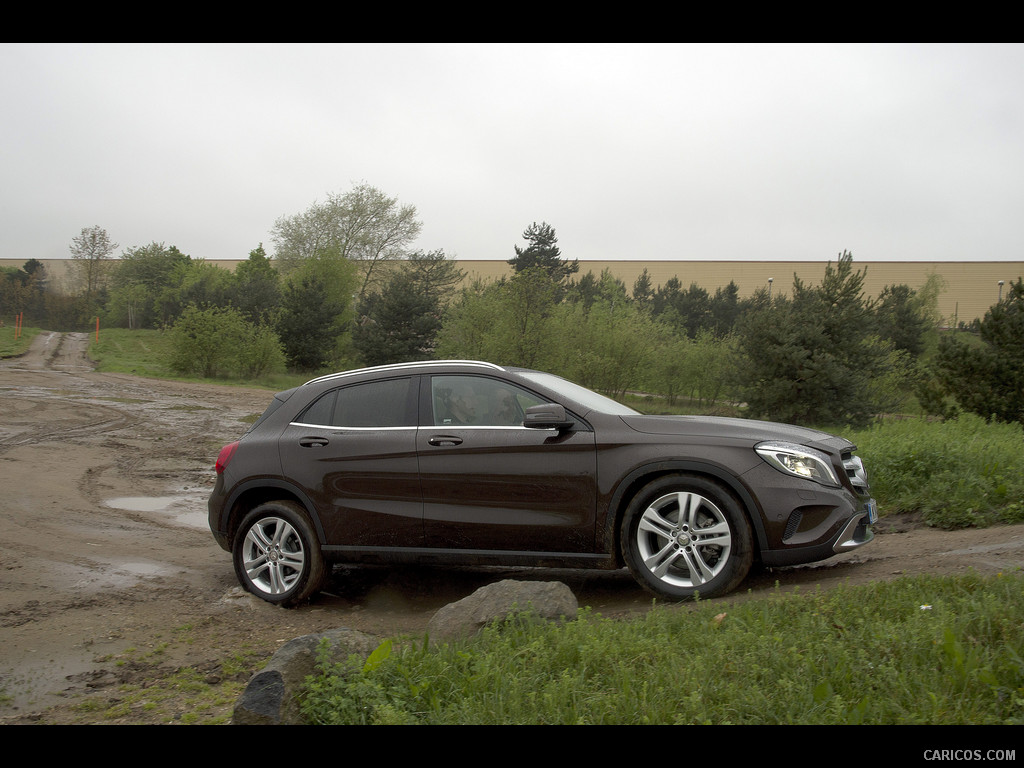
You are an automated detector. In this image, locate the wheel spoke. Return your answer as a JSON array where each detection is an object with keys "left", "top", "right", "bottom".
[
  {"left": 678, "top": 546, "right": 714, "bottom": 584},
  {"left": 677, "top": 491, "right": 702, "bottom": 528},
  {"left": 643, "top": 539, "right": 680, "bottom": 578},
  {"left": 638, "top": 505, "right": 675, "bottom": 538}
]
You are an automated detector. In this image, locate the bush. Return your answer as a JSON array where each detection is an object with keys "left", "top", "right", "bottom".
[{"left": 168, "top": 305, "right": 284, "bottom": 380}]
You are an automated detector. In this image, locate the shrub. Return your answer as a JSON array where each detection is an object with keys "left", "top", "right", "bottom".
[{"left": 168, "top": 305, "right": 284, "bottom": 380}]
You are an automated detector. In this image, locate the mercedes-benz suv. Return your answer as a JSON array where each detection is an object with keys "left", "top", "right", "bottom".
[{"left": 209, "top": 360, "right": 876, "bottom": 606}]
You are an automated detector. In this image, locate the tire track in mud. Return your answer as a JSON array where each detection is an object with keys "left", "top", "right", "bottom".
[{"left": 0, "top": 332, "right": 142, "bottom": 455}]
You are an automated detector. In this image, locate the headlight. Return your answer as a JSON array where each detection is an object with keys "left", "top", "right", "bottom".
[{"left": 755, "top": 442, "right": 840, "bottom": 486}]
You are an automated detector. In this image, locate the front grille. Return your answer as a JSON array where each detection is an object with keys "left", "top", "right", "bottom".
[{"left": 842, "top": 452, "right": 869, "bottom": 492}]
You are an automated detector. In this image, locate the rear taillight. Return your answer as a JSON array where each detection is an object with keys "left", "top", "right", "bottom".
[{"left": 215, "top": 441, "right": 240, "bottom": 475}]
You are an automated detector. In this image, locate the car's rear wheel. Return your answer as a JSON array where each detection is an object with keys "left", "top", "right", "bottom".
[
  {"left": 621, "top": 475, "right": 753, "bottom": 600},
  {"left": 233, "top": 501, "right": 326, "bottom": 607}
]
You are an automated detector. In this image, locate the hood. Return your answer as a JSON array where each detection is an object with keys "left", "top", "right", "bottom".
[{"left": 620, "top": 414, "right": 854, "bottom": 453}]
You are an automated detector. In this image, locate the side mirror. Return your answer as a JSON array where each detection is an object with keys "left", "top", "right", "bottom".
[{"left": 523, "top": 403, "right": 574, "bottom": 431}]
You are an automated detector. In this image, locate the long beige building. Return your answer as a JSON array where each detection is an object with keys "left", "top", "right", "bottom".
[
  {"left": 5, "top": 258, "right": 1021, "bottom": 325},
  {"left": 456, "top": 260, "right": 1022, "bottom": 326}
]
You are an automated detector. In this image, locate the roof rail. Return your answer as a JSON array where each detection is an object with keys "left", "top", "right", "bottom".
[{"left": 303, "top": 360, "right": 504, "bottom": 386}]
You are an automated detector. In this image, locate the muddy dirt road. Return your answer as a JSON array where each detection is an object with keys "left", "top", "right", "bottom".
[{"left": 2, "top": 332, "right": 1023, "bottom": 724}]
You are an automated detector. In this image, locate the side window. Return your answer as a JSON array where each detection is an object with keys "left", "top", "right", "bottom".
[
  {"left": 431, "top": 376, "right": 545, "bottom": 427},
  {"left": 299, "top": 378, "right": 415, "bottom": 427}
]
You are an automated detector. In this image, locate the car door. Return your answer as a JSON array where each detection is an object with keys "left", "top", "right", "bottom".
[
  {"left": 418, "top": 374, "right": 598, "bottom": 553},
  {"left": 278, "top": 376, "right": 422, "bottom": 548}
]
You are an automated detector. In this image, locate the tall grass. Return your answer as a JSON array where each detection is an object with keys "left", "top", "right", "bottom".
[
  {"left": 0, "top": 325, "right": 39, "bottom": 358},
  {"left": 300, "top": 572, "right": 1024, "bottom": 725},
  {"left": 847, "top": 415, "right": 1024, "bottom": 529}
]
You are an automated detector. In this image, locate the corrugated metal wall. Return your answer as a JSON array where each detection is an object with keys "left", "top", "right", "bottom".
[{"left": 5, "top": 258, "right": 1020, "bottom": 324}]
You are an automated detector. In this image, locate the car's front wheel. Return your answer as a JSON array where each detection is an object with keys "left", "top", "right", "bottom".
[
  {"left": 621, "top": 475, "right": 753, "bottom": 600},
  {"left": 233, "top": 501, "right": 326, "bottom": 607}
]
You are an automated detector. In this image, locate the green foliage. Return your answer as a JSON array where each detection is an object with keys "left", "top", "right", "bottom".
[
  {"left": 874, "top": 276, "right": 944, "bottom": 357},
  {"left": 353, "top": 250, "right": 463, "bottom": 367},
  {"left": 354, "top": 271, "right": 440, "bottom": 365},
  {"left": 1, "top": 261, "right": 50, "bottom": 325},
  {"left": 508, "top": 222, "right": 579, "bottom": 284},
  {"left": 107, "top": 243, "right": 191, "bottom": 329},
  {"left": 437, "top": 267, "right": 562, "bottom": 368},
  {"left": 168, "top": 305, "right": 285, "bottom": 380},
  {"left": 735, "top": 252, "right": 909, "bottom": 427},
  {"left": 270, "top": 183, "right": 422, "bottom": 298},
  {"left": 301, "top": 573, "right": 1024, "bottom": 725},
  {"left": 846, "top": 414, "right": 1024, "bottom": 528},
  {"left": 228, "top": 245, "right": 281, "bottom": 326},
  {"left": 552, "top": 288, "right": 668, "bottom": 398},
  {"left": 934, "top": 278, "right": 1024, "bottom": 426},
  {"left": 275, "top": 256, "right": 358, "bottom": 372}
]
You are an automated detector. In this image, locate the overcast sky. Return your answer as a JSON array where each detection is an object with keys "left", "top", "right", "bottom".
[{"left": 3, "top": 43, "right": 1022, "bottom": 264}]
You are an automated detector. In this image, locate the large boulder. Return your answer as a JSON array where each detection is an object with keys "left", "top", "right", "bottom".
[{"left": 426, "top": 579, "right": 578, "bottom": 643}]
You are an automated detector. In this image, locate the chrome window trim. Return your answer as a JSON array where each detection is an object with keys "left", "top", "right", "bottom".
[
  {"left": 304, "top": 360, "right": 505, "bottom": 387},
  {"left": 289, "top": 422, "right": 418, "bottom": 431}
]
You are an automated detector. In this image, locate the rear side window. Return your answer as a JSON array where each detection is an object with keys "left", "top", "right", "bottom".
[{"left": 298, "top": 378, "right": 416, "bottom": 427}]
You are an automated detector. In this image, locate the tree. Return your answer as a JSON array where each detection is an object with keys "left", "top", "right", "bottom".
[
  {"left": 1, "top": 260, "right": 48, "bottom": 325},
  {"left": 437, "top": 268, "right": 562, "bottom": 368},
  {"left": 552, "top": 272, "right": 671, "bottom": 398},
  {"left": 734, "top": 251, "right": 895, "bottom": 427},
  {"left": 934, "top": 277, "right": 1024, "bottom": 425},
  {"left": 353, "top": 250, "right": 464, "bottom": 366},
  {"left": 632, "top": 268, "right": 654, "bottom": 306},
  {"left": 508, "top": 222, "right": 578, "bottom": 284},
  {"left": 874, "top": 284, "right": 932, "bottom": 357},
  {"left": 228, "top": 244, "right": 281, "bottom": 327},
  {"left": 271, "top": 183, "right": 422, "bottom": 297},
  {"left": 107, "top": 243, "right": 190, "bottom": 329},
  {"left": 69, "top": 226, "right": 118, "bottom": 316},
  {"left": 275, "top": 256, "right": 358, "bottom": 371}
]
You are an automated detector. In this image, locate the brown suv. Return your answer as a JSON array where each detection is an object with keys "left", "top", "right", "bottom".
[{"left": 208, "top": 361, "right": 876, "bottom": 606}]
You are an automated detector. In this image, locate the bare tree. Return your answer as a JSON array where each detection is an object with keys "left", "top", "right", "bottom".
[{"left": 69, "top": 225, "right": 118, "bottom": 313}]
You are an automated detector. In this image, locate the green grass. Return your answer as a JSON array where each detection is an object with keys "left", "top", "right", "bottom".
[
  {"left": 89, "top": 327, "right": 305, "bottom": 389},
  {"left": 847, "top": 414, "right": 1024, "bottom": 529},
  {"left": 300, "top": 572, "right": 1024, "bottom": 725},
  {"left": 0, "top": 325, "right": 40, "bottom": 358}
]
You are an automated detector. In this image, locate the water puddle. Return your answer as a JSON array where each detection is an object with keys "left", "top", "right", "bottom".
[{"left": 104, "top": 495, "right": 207, "bottom": 528}]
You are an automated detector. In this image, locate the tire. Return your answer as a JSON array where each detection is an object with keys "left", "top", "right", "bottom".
[
  {"left": 233, "top": 501, "right": 326, "bottom": 607},
  {"left": 621, "top": 475, "right": 753, "bottom": 600}
]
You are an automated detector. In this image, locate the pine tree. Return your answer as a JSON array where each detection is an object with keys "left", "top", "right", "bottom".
[{"left": 508, "top": 222, "right": 579, "bottom": 283}]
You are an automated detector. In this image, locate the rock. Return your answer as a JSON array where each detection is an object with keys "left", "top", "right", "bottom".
[
  {"left": 427, "top": 579, "right": 578, "bottom": 643},
  {"left": 233, "top": 580, "right": 577, "bottom": 723},
  {"left": 233, "top": 627, "right": 380, "bottom": 725}
]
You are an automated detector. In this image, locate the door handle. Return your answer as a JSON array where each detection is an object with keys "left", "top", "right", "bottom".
[
  {"left": 299, "top": 436, "right": 329, "bottom": 448},
  {"left": 428, "top": 435, "right": 463, "bottom": 446}
]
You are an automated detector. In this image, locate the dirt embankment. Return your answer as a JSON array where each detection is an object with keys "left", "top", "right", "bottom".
[{"left": 1, "top": 332, "right": 1022, "bottom": 724}]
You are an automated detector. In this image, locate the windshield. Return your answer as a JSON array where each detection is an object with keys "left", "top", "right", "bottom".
[{"left": 515, "top": 371, "right": 640, "bottom": 416}]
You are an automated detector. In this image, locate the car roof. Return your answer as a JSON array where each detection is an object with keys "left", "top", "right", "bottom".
[{"left": 302, "top": 360, "right": 507, "bottom": 387}]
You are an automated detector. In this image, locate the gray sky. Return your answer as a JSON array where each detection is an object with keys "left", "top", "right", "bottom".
[{"left": 3, "top": 43, "right": 1023, "bottom": 263}]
